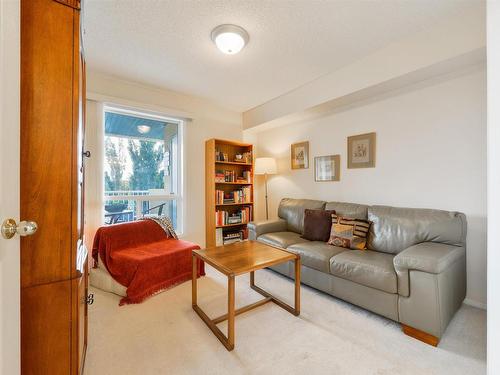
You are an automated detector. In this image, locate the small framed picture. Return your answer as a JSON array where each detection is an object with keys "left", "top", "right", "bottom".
[
  {"left": 315, "top": 155, "right": 340, "bottom": 182},
  {"left": 291, "top": 141, "right": 309, "bottom": 169},
  {"left": 347, "top": 132, "right": 376, "bottom": 168}
]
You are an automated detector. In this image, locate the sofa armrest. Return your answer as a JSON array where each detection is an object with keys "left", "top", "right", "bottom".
[
  {"left": 394, "top": 242, "right": 465, "bottom": 297},
  {"left": 248, "top": 219, "right": 287, "bottom": 240}
]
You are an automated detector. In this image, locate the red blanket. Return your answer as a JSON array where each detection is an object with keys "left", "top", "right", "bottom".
[{"left": 92, "top": 220, "right": 204, "bottom": 305}]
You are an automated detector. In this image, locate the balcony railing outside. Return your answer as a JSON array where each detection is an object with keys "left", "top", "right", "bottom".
[{"left": 104, "top": 190, "right": 178, "bottom": 229}]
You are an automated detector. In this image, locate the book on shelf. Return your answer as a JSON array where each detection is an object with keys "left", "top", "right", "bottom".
[
  {"left": 215, "top": 187, "right": 252, "bottom": 204},
  {"left": 215, "top": 228, "right": 223, "bottom": 246},
  {"left": 215, "top": 170, "right": 225, "bottom": 183},
  {"left": 221, "top": 228, "right": 248, "bottom": 245},
  {"left": 224, "top": 231, "right": 241, "bottom": 242},
  {"left": 236, "top": 171, "right": 252, "bottom": 183},
  {"left": 214, "top": 170, "right": 237, "bottom": 183},
  {"left": 227, "top": 214, "right": 241, "bottom": 224},
  {"left": 215, "top": 169, "right": 252, "bottom": 184},
  {"left": 215, "top": 207, "right": 253, "bottom": 226},
  {"left": 225, "top": 170, "right": 235, "bottom": 182},
  {"left": 240, "top": 227, "right": 248, "bottom": 239},
  {"left": 215, "top": 149, "right": 229, "bottom": 162},
  {"left": 244, "top": 152, "right": 252, "bottom": 163},
  {"left": 240, "top": 206, "right": 252, "bottom": 223}
]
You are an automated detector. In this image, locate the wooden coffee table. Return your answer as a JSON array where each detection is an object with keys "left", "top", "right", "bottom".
[{"left": 192, "top": 240, "right": 301, "bottom": 351}]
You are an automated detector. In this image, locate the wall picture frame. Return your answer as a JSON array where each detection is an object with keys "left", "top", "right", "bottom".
[
  {"left": 315, "top": 155, "right": 340, "bottom": 182},
  {"left": 347, "top": 132, "right": 376, "bottom": 168},
  {"left": 291, "top": 141, "right": 309, "bottom": 169}
]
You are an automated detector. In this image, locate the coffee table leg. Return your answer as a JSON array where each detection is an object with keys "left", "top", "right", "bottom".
[
  {"left": 192, "top": 262, "right": 236, "bottom": 351},
  {"left": 227, "top": 275, "right": 235, "bottom": 350},
  {"left": 295, "top": 256, "right": 301, "bottom": 315},
  {"left": 250, "top": 257, "right": 301, "bottom": 316},
  {"left": 192, "top": 254, "right": 197, "bottom": 307}
]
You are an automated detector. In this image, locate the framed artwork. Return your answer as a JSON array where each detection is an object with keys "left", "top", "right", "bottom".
[
  {"left": 347, "top": 132, "right": 376, "bottom": 168},
  {"left": 315, "top": 155, "right": 340, "bottom": 182},
  {"left": 291, "top": 141, "right": 309, "bottom": 169}
]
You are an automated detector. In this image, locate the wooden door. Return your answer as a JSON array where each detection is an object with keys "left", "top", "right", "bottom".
[
  {"left": 20, "top": 0, "right": 75, "bottom": 288},
  {"left": 20, "top": 0, "right": 86, "bottom": 373}
]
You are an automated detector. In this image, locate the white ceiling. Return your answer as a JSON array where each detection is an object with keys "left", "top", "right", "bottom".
[{"left": 84, "top": 0, "right": 482, "bottom": 112}]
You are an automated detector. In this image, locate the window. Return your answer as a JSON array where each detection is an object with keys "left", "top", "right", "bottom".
[{"left": 103, "top": 106, "right": 183, "bottom": 232}]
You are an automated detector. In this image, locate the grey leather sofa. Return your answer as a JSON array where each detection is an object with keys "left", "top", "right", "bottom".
[{"left": 248, "top": 198, "right": 467, "bottom": 345}]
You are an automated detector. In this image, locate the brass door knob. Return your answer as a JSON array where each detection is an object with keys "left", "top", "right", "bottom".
[{"left": 1, "top": 219, "right": 38, "bottom": 239}]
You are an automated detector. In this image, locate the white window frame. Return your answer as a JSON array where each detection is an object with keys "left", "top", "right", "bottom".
[{"left": 102, "top": 104, "right": 185, "bottom": 234}]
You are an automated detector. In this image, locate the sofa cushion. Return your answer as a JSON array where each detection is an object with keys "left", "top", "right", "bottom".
[
  {"left": 287, "top": 241, "right": 346, "bottom": 273},
  {"left": 278, "top": 198, "right": 326, "bottom": 234},
  {"left": 329, "top": 250, "right": 397, "bottom": 294},
  {"left": 367, "top": 205, "right": 467, "bottom": 254},
  {"left": 257, "top": 231, "right": 303, "bottom": 249},
  {"left": 325, "top": 201, "right": 368, "bottom": 220},
  {"left": 302, "top": 209, "right": 336, "bottom": 242}
]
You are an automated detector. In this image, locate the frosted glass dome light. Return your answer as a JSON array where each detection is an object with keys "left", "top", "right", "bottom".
[
  {"left": 211, "top": 24, "right": 249, "bottom": 55},
  {"left": 137, "top": 125, "right": 151, "bottom": 134}
]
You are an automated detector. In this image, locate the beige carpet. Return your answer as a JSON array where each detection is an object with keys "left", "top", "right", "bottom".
[{"left": 85, "top": 267, "right": 486, "bottom": 375}]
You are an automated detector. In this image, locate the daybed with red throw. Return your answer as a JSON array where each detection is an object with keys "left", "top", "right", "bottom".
[{"left": 92, "top": 218, "right": 204, "bottom": 305}]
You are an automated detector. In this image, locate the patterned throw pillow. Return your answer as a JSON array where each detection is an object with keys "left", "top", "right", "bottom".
[{"left": 327, "top": 214, "right": 371, "bottom": 250}]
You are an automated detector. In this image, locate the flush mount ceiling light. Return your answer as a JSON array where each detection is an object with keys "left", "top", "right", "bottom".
[
  {"left": 211, "top": 24, "right": 249, "bottom": 55},
  {"left": 137, "top": 124, "right": 151, "bottom": 134}
]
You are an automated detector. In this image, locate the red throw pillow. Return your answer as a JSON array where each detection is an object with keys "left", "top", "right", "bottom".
[{"left": 302, "top": 209, "right": 336, "bottom": 242}]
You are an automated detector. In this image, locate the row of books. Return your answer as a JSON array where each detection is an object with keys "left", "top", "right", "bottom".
[
  {"left": 240, "top": 206, "right": 252, "bottom": 223},
  {"left": 215, "top": 187, "right": 252, "bottom": 204},
  {"left": 215, "top": 207, "right": 253, "bottom": 226},
  {"left": 215, "top": 170, "right": 252, "bottom": 183},
  {"left": 222, "top": 231, "right": 243, "bottom": 245},
  {"left": 215, "top": 228, "right": 249, "bottom": 246}
]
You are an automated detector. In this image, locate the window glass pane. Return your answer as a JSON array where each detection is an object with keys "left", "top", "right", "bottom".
[
  {"left": 103, "top": 109, "right": 180, "bottom": 229},
  {"left": 104, "top": 199, "right": 135, "bottom": 225},
  {"left": 143, "top": 200, "right": 178, "bottom": 230}
]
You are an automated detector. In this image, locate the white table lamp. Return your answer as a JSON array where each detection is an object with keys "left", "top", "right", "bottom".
[{"left": 254, "top": 157, "right": 277, "bottom": 220}]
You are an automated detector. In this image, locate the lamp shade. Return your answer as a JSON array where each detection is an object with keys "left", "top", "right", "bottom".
[{"left": 254, "top": 157, "right": 277, "bottom": 175}]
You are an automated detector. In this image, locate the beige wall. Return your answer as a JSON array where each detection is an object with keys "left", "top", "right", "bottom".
[
  {"left": 0, "top": 0, "right": 20, "bottom": 373},
  {"left": 85, "top": 71, "right": 242, "bottom": 248},
  {"left": 487, "top": 2, "right": 500, "bottom": 373},
  {"left": 247, "top": 67, "right": 487, "bottom": 308}
]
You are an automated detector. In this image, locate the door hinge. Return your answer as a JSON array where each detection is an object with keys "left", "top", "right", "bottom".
[{"left": 86, "top": 293, "right": 94, "bottom": 305}]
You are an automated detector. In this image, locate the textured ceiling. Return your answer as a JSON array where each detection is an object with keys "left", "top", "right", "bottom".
[{"left": 84, "top": 0, "right": 483, "bottom": 112}]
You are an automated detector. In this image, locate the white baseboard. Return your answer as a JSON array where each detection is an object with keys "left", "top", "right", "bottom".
[{"left": 464, "top": 298, "right": 487, "bottom": 310}]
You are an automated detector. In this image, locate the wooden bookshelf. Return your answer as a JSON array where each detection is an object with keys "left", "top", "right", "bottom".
[
  {"left": 215, "top": 161, "right": 253, "bottom": 166},
  {"left": 216, "top": 182, "right": 253, "bottom": 185},
  {"left": 216, "top": 223, "right": 248, "bottom": 229},
  {"left": 206, "top": 139, "right": 254, "bottom": 248},
  {"left": 216, "top": 202, "right": 254, "bottom": 206}
]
